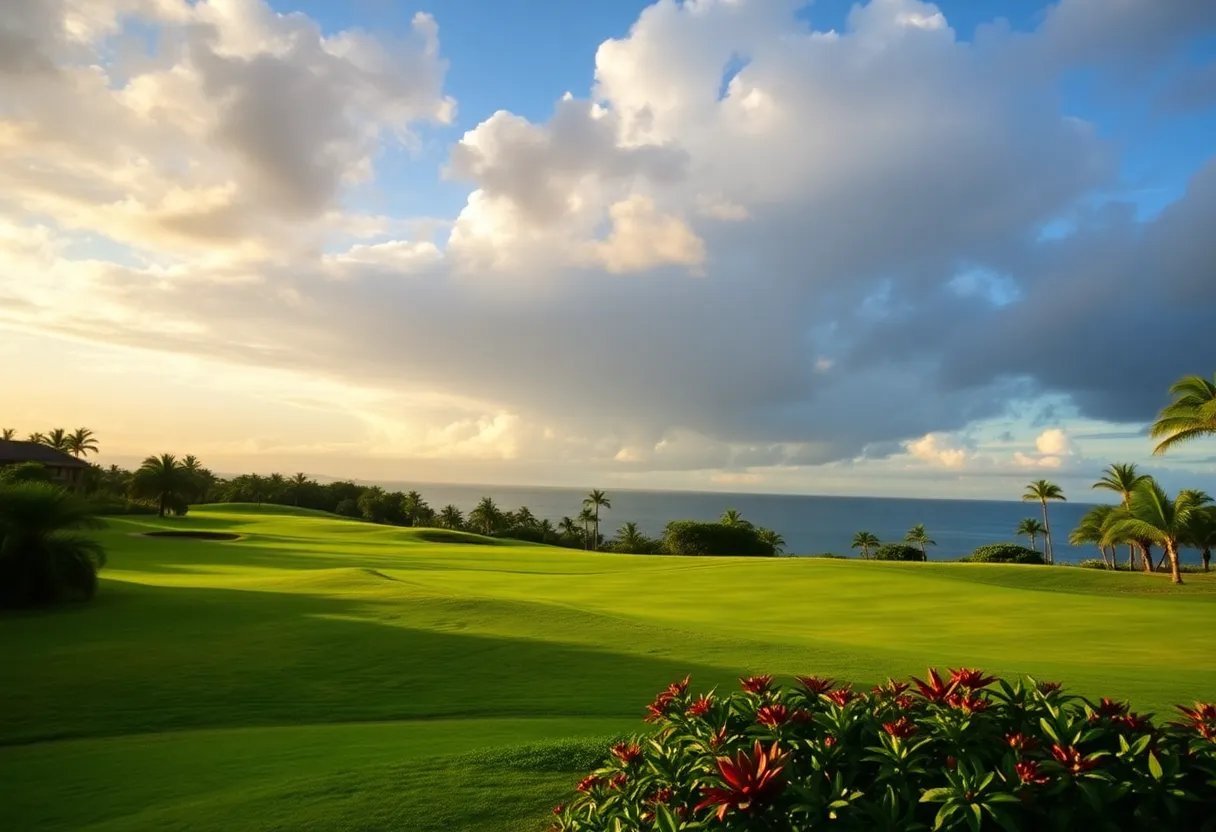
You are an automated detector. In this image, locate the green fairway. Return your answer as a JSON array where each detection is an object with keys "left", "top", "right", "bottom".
[{"left": 4, "top": 506, "right": 1214, "bottom": 830}]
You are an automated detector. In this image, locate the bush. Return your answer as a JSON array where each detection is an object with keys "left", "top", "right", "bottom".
[
  {"left": 872, "top": 543, "right": 923, "bottom": 562},
  {"left": 806, "top": 553, "right": 846, "bottom": 559},
  {"left": 0, "top": 462, "right": 54, "bottom": 484},
  {"left": 661, "top": 521, "right": 776, "bottom": 557},
  {"left": 552, "top": 673, "right": 1216, "bottom": 832},
  {"left": 0, "top": 483, "right": 107, "bottom": 608},
  {"left": 968, "top": 543, "right": 1045, "bottom": 565},
  {"left": 1078, "top": 559, "right": 1110, "bottom": 570},
  {"left": 88, "top": 498, "right": 160, "bottom": 516}
]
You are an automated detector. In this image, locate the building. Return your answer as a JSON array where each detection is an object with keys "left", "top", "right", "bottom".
[{"left": 0, "top": 440, "right": 91, "bottom": 488}]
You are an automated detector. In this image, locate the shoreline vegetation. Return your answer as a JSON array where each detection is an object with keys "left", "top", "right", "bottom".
[{"left": 1, "top": 372, "right": 1214, "bottom": 600}]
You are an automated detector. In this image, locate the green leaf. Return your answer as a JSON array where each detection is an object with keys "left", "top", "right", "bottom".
[
  {"left": 920, "top": 788, "right": 953, "bottom": 803},
  {"left": 1148, "top": 751, "right": 1164, "bottom": 780},
  {"left": 934, "top": 802, "right": 961, "bottom": 831}
]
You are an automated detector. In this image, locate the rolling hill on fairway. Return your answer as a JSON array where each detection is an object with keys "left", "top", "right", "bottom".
[{"left": 4, "top": 506, "right": 1214, "bottom": 830}]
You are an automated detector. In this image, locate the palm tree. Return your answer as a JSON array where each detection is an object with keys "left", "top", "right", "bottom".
[
  {"left": 614, "top": 521, "right": 649, "bottom": 554},
  {"left": 437, "top": 505, "right": 464, "bottom": 530},
  {"left": 720, "top": 509, "right": 752, "bottom": 528},
  {"left": 513, "top": 506, "right": 538, "bottom": 528},
  {"left": 1069, "top": 505, "right": 1118, "bottom": 569},
  {"left": 1182, "top": 507, "right": 1216, "bottom": 572},
  {"left": 41, "top": 428, "right": 70, "bottom": 452},
  {"left": 1151, "top": 372, "right": 1216, "bottom": 454},
  {"left": 469, "top": 497, "right": 501, "bottom": 535},
  {"left": 757, "top": 527, "right": 785, "bottom": 556},
  {"left": 851, "top": 531, "right": 880, "bottom": 559},
  {"left": 558, "top": 516, "right": 580, "bottom": 545},
  {"left": 290, "top": 473, "right": 310, "bottom": 506},
  {"left": 0, "top": 482, "right": 106, "bottom": 607},
  {"left": 0, "top": 428, "right": 15, "bottom": 440},
  {"left": 583, "top": 490, "right": 611, "bottom": 551},
  {"left": 66, "top": 427, "right": 99, "bottom": 459},
  {"left": 266, "top": 473, "right": 287, "bottom": 503},
  {"left": 1093, "top": 463, "right": 1149, "bottom": 569},
  {"left": 578, "top": 506, "right": 597, "bottom": 550},
  {"left": 1023, "top": 480, "right": 1065, "bottom": 565},
  {"left": 904, "top": 524, "right": 935, "bottom": 561},
  {"left": 130, "top": 454, "right": 190, "bottom": 517},
  {"left": 26, "top": 432, "right": 45, "bottom": 444},
  {"left": 1104, "top": 481, "right": 1212, "bottom": 584},
  {"left": 1014, "top": 518, "right": 1046, "bottom": 553},
  {"left": 537, "top": 518, "right": 556, "bottom": 543}
]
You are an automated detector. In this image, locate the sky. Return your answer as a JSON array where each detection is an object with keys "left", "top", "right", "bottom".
[{"left": 1, "top": 0, "right": 1215, "bottom": 499}]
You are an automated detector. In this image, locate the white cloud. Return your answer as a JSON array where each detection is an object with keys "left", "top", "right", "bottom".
[{"left": 1, "top": 0, "right": 1212, "bottom": 494}]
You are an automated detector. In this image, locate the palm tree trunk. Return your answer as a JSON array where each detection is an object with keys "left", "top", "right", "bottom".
[
  {"left": 1155, "top": 551, "right": 1170, "bottom": 572},
  {"left": 1203, "top": 548, "right": 1211, "bottom": 572},
  {"left": 158, "top": 493, "right": 166, "bottom": 518},
  {"left": 1039, "top": 500, "right": 1053, "bottom": 565},
  {"left": 1139, "top": 543, "right": 1154, "bottom": 573},
  {"left": 1166, "top": 542, "right": 1184, "bottom": 585},
  {"left": 593, "top": 507, "right": 600, "bottom": 552}
]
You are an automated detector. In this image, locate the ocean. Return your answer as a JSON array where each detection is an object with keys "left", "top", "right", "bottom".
[{"left": 369, "top": 482, "right": 1176, "bottom": 565}]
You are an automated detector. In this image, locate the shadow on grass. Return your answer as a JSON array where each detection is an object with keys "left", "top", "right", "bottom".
[{"left": 2, "top": 578, "right": 733, "bottom": 746}]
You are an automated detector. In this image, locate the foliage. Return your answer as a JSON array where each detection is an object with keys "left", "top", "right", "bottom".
[
  {"left": 1023, "top": 480, "right": 1065, "bottom": 565},
  {"left": 872, "top": 543, "right": 924, "bottom": 562},
  {"left": 661, "top": 521, "right": 777, "bottom": 557},
  {"left": 806, "top": 553, "right": 846, "bottom": 559},
  {"left": 0, "top": 482, "right": 106, "bottom": 608},
  {"left": 851, "top": 531, "right": 880, "bottom": 559},
  {"left": 0, "top": 461, "right": 55, "bottom": 484},
  {"left": 612, "top": 521, "right": 659, "bottom": 554},
  {"left": 130, "top": 454, "right": 198, "bottom": 518},
  {"left": 1014, "top": 518, "right": 1045, "bottom": 552},
  {"left": 966, "top": 544, "right": 1045, "bottom": 565},
  {"left": 88, "top": 497, "right": 161, "bottom": 516},
  {"left": 905, "top": 524, "right": 936, "bottom": 559},
  {"left": 1151, "top": 372, "right": 1216, "bottom": 455},
  {"left": 1104, "top": 480, "right": 1212, "bottom": 585},
  {"left": 553, "top": 672, "right": 1216, "bottom": 832}
]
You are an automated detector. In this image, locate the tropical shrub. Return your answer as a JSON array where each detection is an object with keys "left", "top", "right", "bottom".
[
  {"left": 807, "top": 553, "right": 846, "bottom": 559},
  {"left": 88, "top": 497, "right": 160, "bottom": 516},
  {"left": 662, "top": 521, "right": 777, "bottom": 557},
  {"left": 1078, "top": 559, "right": 1111, "bottom": 570},
  {"left": 552, "top": 672, "right": 1216, "bottom": 832},
  {"left": 0, "top": 483, "right": 107, "bottom": 608},
  {"left": 0, "top": 462, "right": 54, "bottom": 484},
  {"left": 967, "top": 544, "right": 1045, "bottom": 565},
  {"left": 871, "top": 543, "right": 923, "bottom": 562}
]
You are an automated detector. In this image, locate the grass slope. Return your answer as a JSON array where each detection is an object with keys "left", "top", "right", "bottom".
[{"left": 4, "top": 506, "right": 1214, "bottom": 830}]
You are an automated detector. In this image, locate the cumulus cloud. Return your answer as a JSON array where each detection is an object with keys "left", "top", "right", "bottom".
[{"left": 2, "top": 0, "right": 1214, "bottom": 482}]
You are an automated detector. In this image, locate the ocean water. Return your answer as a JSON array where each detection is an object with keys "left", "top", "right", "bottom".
[{"left": 371, "top": 482, "right": 1181, "bottom": 565}]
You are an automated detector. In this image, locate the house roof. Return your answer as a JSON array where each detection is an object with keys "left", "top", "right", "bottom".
[{"left": 0, "top": 440, "right": 91, "bottom": 468}]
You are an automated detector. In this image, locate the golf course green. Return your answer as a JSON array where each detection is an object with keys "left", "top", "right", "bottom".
[{"left": 4, "top": 504, "right": 1215, "bottom": 830}]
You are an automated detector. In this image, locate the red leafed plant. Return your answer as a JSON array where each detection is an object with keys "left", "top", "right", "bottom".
[{"left": 550, "top": 670, "right": 1216, "bottom": 831}]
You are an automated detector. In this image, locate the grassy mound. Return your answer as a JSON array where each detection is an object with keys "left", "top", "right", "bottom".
[{"left": 3, "top": 506, "right": 1213, "bottom": 830}]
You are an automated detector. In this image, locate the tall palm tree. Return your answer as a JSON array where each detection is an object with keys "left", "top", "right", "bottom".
[
  {"left": 1105, "top": 481, "right": 1212, "bottom": 584},
  {"left": 851, "top": 531, "right": 880, "bottom": 559},
  {"left": 290, "top": 473, "right": 310, "bottom": 506},
  {"left": 583, "top": 490, "right": 611, "bottom": 551},
  {"left": 130, "top": 454, "right": 192, "bottom": 518},
  {"left": 1093, "top": 463, "right": 1149, "bottom": 569},
  {"left": 757, "top": 527, "right": 785, "bottom": 556},
  {"left": 469, "top": 497, "right": 501, "bottom": 535},
  {"left": 66, "top": 427, "right": 99, "bottom": 459},
  {"left": 904, "top": 524, "right": 935, "bottom": 561},
  {"left": 513, "top": 506, "right": 538, "bottom": 528},
  {"left": 578, "top": 506, "right": 597, "bottom": 550},
  {"left": 1151, "top": 372, "right": 1216, "bottom": 454},
  {"left": 0, "top": 482, "right": 106, "bottom": 607},
  {"left": 437, "top": 504, "right": 464, "bottom": 530},
  {"left": 614, "top": 521, "right": 648, "bottom": 554},
  {"left": 1182, "top": 506, "right": 1216, "bottom": 572},
  {"left": 1069, "top": 505, "right": 1118, "bottom": 569},
  {"left": 1014, "top": 517, "right": 1046, "bottom": 553},
  {"left": 720, "top": 509, "right": 751, "bottom": 528},
  {"left": 1023, "top": 480, "right": 1065, "bottom": 565},
  {"left": 0, "top": 428, "right": 15, "bottom": 440}
]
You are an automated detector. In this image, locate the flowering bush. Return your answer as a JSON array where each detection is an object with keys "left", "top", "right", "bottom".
[{"left": 551, "top": 672, "right": 1216, "bottom": 831}]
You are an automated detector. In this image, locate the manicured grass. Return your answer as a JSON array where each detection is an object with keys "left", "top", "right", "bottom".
[{"left": 4, "top": 506, "right": 1214, "bottom": 830}]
